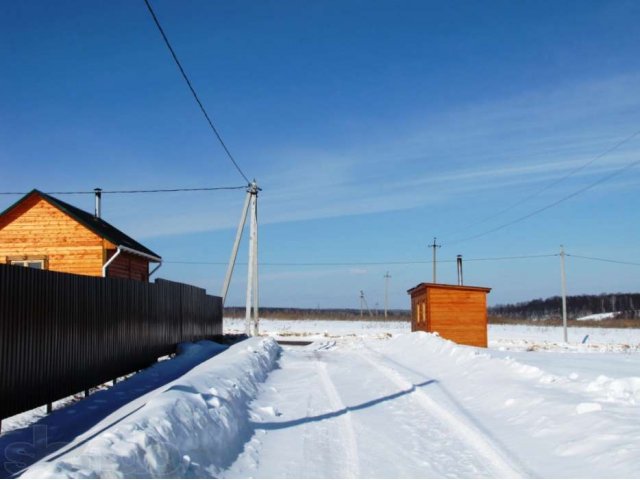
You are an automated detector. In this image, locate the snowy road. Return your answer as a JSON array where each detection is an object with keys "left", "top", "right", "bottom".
[
  {"left": 21, "top": 329, "right": 640, "bottom": 478},
  {"left": 223, "top": 341, "right": 525, "bottom": 478}
]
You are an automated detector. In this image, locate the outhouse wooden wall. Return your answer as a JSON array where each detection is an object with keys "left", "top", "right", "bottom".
[
  {"left": 0, "top": 195, "right": 106, "bottom": 277},
  {"left": 408, "top": 283, "right": 491, "bottom": 348}
]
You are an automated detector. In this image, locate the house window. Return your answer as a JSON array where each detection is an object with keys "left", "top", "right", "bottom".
[
  {"left": 7, "top": 256, "right": 47, "bottom": 269},
  {"left": 11, "top": 260, "right": 44, "bottom": 269}
]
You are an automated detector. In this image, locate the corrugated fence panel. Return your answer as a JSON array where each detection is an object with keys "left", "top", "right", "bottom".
[{"left": 0, "top": 264, "right": 223, "bottom": 420}]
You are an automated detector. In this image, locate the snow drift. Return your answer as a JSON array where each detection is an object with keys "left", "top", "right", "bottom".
[
  {"left": 370, "top": 332, "right": 640, "bottom": 478},
  {"left": 23, "top": 337, "right": 281, "bottom": 478}
]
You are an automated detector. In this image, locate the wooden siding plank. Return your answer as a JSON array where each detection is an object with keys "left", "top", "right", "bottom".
[{"left": 0, "top": 197, "right": 104, "bottom": 277}]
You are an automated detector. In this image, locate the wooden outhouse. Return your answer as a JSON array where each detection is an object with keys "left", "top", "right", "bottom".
[
  {"left": 0, "top": 189, "right": 161, "bottom": 281},
  {"left": 407, "top": 283, "right": 491, "bottom": 347}
]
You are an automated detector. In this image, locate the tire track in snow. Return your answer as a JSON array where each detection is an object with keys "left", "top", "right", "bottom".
[
  {"left": 356, "top": 347, "right": 527, "bottom": 479},
  {"left": 313, "top": 355, "right": 361, "bottom": 478}
]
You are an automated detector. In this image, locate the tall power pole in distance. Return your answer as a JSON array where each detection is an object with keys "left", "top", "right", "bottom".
[
  {"left": 560, "top": 245, "right": 568, "bottom": 343},
  {"left": 359, "top": 290, "right": 372, "bottom": 318},
  {"left": 384, "top": 271, "right": 391, "bottom": 319},
  {"left": 428, "top": 237, "right": 441, "bottom": 283}
]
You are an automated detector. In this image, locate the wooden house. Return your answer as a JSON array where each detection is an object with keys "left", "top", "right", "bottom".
[
  {"left": 0, "top": 190, "right": 161, "bottom": 281},
  {"left": 407, "top": 283, "right": 491, "bottom": 347}
]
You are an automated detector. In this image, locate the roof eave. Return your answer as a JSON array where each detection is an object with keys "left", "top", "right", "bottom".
[{"left": 116, "top": 245, "right": 162, "bottom": 263}]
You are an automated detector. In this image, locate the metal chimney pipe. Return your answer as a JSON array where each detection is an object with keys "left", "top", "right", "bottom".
[
  {"left": 457, "top": 255, "right": 463, "bottom": 285},
  {"left": 94, "top": 188, "right": 102, "bottom": 218}
]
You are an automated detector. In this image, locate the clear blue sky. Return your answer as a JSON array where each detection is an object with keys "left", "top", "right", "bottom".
[{"left": 2, "top": 0, "right": 640, "bottom": 308}]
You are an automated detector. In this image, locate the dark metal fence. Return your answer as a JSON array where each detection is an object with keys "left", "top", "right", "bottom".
[{"left": 0, "top": 264, "right": 222, "bottom": 420}]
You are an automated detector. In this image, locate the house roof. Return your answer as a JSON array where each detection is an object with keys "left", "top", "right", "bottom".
[{"left": 0, "top": 190, "right": 161, "bottom": 261}]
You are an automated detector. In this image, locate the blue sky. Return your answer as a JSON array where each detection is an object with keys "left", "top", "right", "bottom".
[{"left": 1, "top": 0, "right": 640, "bottom": 308}]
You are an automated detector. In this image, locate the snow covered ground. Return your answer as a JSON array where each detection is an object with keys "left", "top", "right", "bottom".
[
  {"left": 12, "top": 319, "right": 640, "bottom": 478},
  {"left": 1, "top": 341, "right": 228, "bottom": 477},
  {"left": 224, "top": 317, "right": 410, "bottom": 341},
  {"left": 226, "top": 317, "right": 640, "bottom": 352},
  {"left": 489, "top": 323, "right": 640, "bottom": 352},
  {"left": 576, "top": 312, "right": 619, "bottom": 321}
]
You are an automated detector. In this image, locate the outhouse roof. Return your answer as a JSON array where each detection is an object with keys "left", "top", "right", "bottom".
[{"left": 407, "top": 282, "right": 491, "bottom": 295}]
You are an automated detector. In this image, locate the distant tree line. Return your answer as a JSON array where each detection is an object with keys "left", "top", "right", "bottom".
[
  {"left": 490, "top": 292, "right": 640, "bottom": 320},
  {"left": 223, "top": 307, "right": 411, "bottom": 321}
]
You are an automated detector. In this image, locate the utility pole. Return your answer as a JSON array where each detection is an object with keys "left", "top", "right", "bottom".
[
  {"left": 560, "top": 245, "right": 568, "bottom": 343},
  {"left": 220, "top": 180, "right": 261, "bottom": 336},
  {"left": 428, "top": 237, "right": 441, "bottom": 283},
  {"left": 245, "top": 181, "right": 260, "bottom": 336},
  {"left": 359, "top": 290, "right": 372, "bottom": 318},
  {"left": 384, "top": 271, "right": 391, "bottom": 319}
]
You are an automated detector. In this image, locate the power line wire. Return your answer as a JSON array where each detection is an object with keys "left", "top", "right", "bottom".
[
  {"left": 444, "top": 128, "right": 640, "bottom": 238},
  {"left": 0, "top": 186, "right": 247, "bottom": 195},
  {"left": 567, "top": 254, "right": 640, "bottom": 267},
  {"left": 165, "top": 253, "right": 558, "bottom": 266},
  {"left": 142, "top": 0, "right": 250, "bottom": 184},
  {"left": 445, "top": 154, "right": 640, "bottom": 246}
]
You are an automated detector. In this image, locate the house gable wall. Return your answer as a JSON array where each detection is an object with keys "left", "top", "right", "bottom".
[{"left": 0, "top": 195, "right": 105, "bottom": 276}]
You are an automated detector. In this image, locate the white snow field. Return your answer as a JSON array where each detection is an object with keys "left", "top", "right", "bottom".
[{"left": 20, "top": 320, "right": 640, "bottom": 479}]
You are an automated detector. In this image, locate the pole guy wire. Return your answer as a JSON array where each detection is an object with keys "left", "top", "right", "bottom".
[{"left": 142, "top": 0, "right": 250, "bottom": 184}]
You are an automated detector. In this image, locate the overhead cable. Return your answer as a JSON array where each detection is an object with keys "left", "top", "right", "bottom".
[
  {"left": 165, "top": 253, "right": 558, "bottom": 266},
  {"left": 0, "top": 186, "right": 247, "bottom": 195},
  {"left": 142, "top": 0, "right": 250, "bottom": 184},
  {"left": 567, "top": 254, "right": 640, "bottom": 267},
  {"left": 445, "top": 154, "right": 640, "bottom": 246},
  {"left": 444, "top": 128, "right": 640, "bottom": 238}
]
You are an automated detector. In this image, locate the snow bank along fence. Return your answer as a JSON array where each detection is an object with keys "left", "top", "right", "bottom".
[{"left": 0, "top": 264, "right": 223, "bottom": 421}]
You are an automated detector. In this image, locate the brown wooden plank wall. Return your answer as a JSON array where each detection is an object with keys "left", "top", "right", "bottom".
[
  {"left": 106, "top": 251, "right": 149, "bottom": 281},
  {"left": 428, "top": 288, "right": 487, "bottom": 347},
  {"left": 0, "top": 264, "right": 223, "bottom": 420},
  {"left": 411, "top": 291, "right": 428, "bottom": 332},
  {"left": 0, "top": 196, "right": 104, "bottom": 276}
]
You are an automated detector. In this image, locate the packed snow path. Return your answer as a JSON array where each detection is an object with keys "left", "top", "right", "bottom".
[
  {"left": 21, "top": 332, "right": 640, "bottom": 478},
  {"left": 223, "top": 341, "right": 525, "bottom": 478}
]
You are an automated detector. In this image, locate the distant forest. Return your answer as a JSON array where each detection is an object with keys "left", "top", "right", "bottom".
[
  {"left": 224, "top": 307, "right": 410, "bottom": 321},
  {"left": 490, "top": 293, "right": 640, "bottom": 320},
  {"left": 225, "top": 293, "right": 640, "bottom": 324}
]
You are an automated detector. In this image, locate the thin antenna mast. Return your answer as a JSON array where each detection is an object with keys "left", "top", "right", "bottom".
[
  {"left": 428, "top": 237, "right": 441, "bottom": 283},
  {"left": 384, "top": 271, "right": 391, "bottom": 319}
]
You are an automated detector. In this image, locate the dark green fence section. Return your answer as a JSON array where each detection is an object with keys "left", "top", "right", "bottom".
[{"left": 0, "top": 265, "right": 222, "bottom": 420}]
